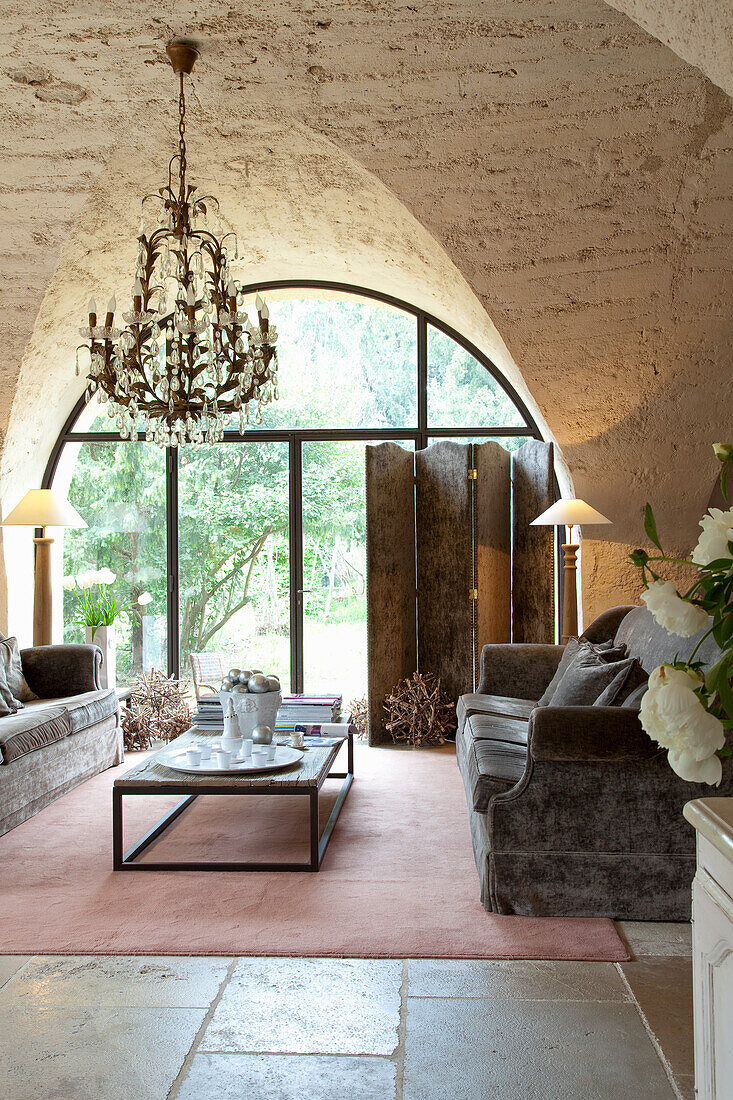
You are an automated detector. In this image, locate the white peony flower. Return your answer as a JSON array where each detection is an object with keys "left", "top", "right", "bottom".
[
  {"left": 640, "top": 664, "right": 725, "bottom": 786},
  {"left": 641, "top": 579, "right": 708, "bottom": 637},
  {"left": 76, "top": 570, "right": 94, "bottom": 589},
  {"left": 98, "top": 568, "right": 116, "bottom": 585},
  {"left": 62, "top": 575, "right": 76, "bottom": 590},
  {"left": 137, "top": 591, "right": 153, "bottom": 606},
  {"left": 692, "top": 507, "right": 733, "bottom": 567}
]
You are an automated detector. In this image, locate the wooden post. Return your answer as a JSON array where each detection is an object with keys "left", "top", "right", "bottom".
[
  {"left": 561, "top": 541, "right": 579, "bottom": 644},
  {"left": 33, "top": 532, "right": 54, "bottom": 646}
]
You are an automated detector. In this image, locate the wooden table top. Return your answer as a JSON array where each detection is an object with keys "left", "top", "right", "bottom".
[{"left": 115, "top": 728, "right": 350, "bottom": 791}]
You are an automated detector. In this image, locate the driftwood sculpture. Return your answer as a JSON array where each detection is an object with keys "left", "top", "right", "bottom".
[
  {"left": 348, "top": 695, "right": 368, "bottom": 740},
  {"left": 384, "top": 672, "right": 457, "bottom": 746},
  {"left": 123, "top": 668, "right": 192, "bottom": 750}
]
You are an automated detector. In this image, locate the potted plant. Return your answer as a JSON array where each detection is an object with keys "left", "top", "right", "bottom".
[
  {"left": 630, "top": 443, "right": 733, "bottom": 784},
  {"left": 63, "top": 568, "right": 121, "bottom": 689}
]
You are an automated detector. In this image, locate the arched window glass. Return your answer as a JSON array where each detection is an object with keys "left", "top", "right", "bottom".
[{"left": 48, "top": 285, "right": 538, "bottom": 698}]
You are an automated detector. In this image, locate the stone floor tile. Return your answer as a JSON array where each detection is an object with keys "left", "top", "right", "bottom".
[
  {"left": 0, "top": 1005, "right": 206, "bottom": 1100},
  {"left": 616, "top": 921, "right": 692, "bottom": 957},
  {"left": 200, "top": 957, "right": 402, "bottom": 1055},
  {"left": 0, "top": 954, "right": 231, "bottom": 1008},
  {"left": 619, "top": 956, "right": 694, "bottom": 1081},
  {"left": 0, "top": 956, "right": 29, "bottom": 989},
  {"left": 176, "top": 1052, "right": 397, "bottom": 1099},
  {"left": 403, "top": 997, "right": 677, "bottom": 1100},
  {"left": 408, "top": 959, "right": 628, "bottom": 1001}
]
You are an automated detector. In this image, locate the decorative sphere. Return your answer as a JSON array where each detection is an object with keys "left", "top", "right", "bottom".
[
  {"left": 228, "top": 668, "right": 241, "bottom": 682},
  {"left": 220, "top": 678, "right": 234, "bottom": 691},
  {"left": 233, "top": 683, "right": 249, "bottom": 694},
  {"left": 248, "top": 673, "right": 269, "bottom": 693},
  {"left": 251, "top": 668, "right": 263, "bottom": 674},
  {"left": 252, "top": 724, "right": 273, "bottom": 745},
  {"left": 266, "top": 676, "right": 281, "bottom": 692},
  {"left": 237, "top": 670, "right": 252, "bottom": 685}
]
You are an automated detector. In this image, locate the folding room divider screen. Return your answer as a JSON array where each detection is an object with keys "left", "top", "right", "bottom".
[{"left": 366, "top": 438, "right": 554, "bottom": 743}]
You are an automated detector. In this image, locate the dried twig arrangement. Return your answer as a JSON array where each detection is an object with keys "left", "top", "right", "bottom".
[
  {"left": 348, "top": 695, "right": 368, "bottom": 739},
  {"left": 124, "top": 668, "right": 192, "bottom": 748},
  {"left": 384, "top": 672, "right": 457, "bottom": 746}
]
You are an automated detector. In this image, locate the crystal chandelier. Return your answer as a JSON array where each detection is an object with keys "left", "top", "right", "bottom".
[{"left": 78, "top": 40, "right": 279, "bottom": 448}]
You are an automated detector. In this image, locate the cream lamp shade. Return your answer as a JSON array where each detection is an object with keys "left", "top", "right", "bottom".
[
  {"left": 530, "top": 498, "right": 611, "bottom": 527},
  {"left": 2, "top": 489, "right": 87, "bottom": 530},
  {"left": 1, "top": 490, "right": 86, "bottom": 646}
]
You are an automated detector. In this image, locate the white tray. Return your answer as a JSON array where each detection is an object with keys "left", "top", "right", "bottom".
[{"left": 159, "top": 745, "right": 304, "bottom": 775}]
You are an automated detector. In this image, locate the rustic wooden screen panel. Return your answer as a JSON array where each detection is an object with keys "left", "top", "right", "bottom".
[
  {"left": 511, "top": 439, "right": 555, "bottom": 643},
  {"left": 474, "top": 441, "right": 511, "bottom": 661},
  {"left": 415, "top": 441, "right": 473, "bottom": 703},
  {"left": 366, "top": 443, "right": 417, "bottom": 744}
]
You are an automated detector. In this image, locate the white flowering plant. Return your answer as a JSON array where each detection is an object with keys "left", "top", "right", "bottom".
[
  {"left": 62, "top": 568, "right": 122, "bottom": 637},
  {"left": 629, "top": 443, "right": 733, "bottom": 785}
]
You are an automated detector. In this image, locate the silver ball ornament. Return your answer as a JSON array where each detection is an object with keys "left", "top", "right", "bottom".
[
  {"left": 248, "top": 673, "right": 269, "bottom": 693},
  {"left": 266, "top": 676, "right": 281, "bottom": 692},
  {"left": 233, "top": 683, "right": 249, "bottom": 694},
  {"left": 252, "top": 724, "right": 273, "bottom": 745},
  {"left": 228, "top": 668, "right": 241, "bottom": 682},
  {"left": 251, "top": 668, "right": 263, "bottom": 674},
  {"left": 237, "top": 670, "right": 252, "bottom": 685},
  {"left": 221, "top": 678, "right": 234, "bottom": 691}
]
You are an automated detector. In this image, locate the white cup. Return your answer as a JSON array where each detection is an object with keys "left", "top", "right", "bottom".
[
  {"left": 266, "top": 741, "right": 277, "bottom": 761},
  {"left": 216, "top": 749, "right": 231, "bottom": 769},
  {"left": 221, "top": 735, "right": 241, "bottom": 756},
  {"left": 290, "top": 731, "right": 305, "bottom": 750},
  {"left": 186, "top": 747, "right": 202, "bottom": 767},
  {"left": 241, "top": 739, "right": 253, "bottom": 759},
  {"left": 198, "top": 743, "right": 212, "bottom": 761}
]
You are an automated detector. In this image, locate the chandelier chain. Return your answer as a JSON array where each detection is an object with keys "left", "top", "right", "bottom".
[{"left": 178, "top": 72, "right": 187, "bottom": 201}]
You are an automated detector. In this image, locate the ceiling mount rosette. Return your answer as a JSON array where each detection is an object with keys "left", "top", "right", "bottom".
[{"left": 77, "top": 40, "right": 279, "bottom": 448}]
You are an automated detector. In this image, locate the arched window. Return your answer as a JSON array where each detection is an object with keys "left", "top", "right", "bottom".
[{"left": 46, "top": 283, "right": 540, "bottom": 697}]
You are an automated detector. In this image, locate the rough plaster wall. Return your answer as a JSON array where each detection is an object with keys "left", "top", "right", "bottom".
[
  {"left": 606, "top": 0, "right": 733, "bottom": 97},
  {"left": 0, "top": 0, "right": 731, "bottom": 637}
]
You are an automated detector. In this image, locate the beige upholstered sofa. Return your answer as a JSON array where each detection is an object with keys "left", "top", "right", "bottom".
[{"left": 0, "top": 643, "right": 122, "bottom": 836}]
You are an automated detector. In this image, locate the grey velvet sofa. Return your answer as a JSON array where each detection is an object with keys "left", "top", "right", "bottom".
[
  {"left": 0, "top": 643, "right": 122, "bottom": 837},
  {"left": 456, "top": 605, "right": 731, "bottom": 921}
]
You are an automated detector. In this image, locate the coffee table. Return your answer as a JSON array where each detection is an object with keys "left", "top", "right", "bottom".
[{"left": 113, "top": 721, "right": 355, "bottom": 872}]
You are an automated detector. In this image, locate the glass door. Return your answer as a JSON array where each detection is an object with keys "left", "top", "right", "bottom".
[{"left": 177, "top": 441, "right": 291, "bottom": 692}]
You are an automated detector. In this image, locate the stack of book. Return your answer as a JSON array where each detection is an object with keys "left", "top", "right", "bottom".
[
  {"left": 276, "top": 694, "right": 342, "bottom": 731},
  {"left": 192, "top": 696, "right": 224, "bottom": 731}
]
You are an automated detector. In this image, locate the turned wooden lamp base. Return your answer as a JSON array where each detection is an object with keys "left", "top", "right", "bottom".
[
  {"left": 33, "top": 535, "right": 54, "bottom": 647},
  {"left": 561, "top": 542, "right": 579, "bottom": 645}
]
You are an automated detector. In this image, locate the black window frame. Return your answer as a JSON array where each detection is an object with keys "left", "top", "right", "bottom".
[{"left": 43, "top": 280, "right": 551, "bottom": 687}]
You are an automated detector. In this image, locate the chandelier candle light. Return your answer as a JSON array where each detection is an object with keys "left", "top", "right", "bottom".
[{"left": 78, "top": 40, "right": 279, "bottom": 448}]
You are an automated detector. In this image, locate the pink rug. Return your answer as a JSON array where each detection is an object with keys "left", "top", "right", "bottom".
[{"left": 0, "top": 742, "right": 628, "bottom": 959}]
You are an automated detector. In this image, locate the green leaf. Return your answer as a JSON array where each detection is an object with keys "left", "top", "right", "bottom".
[{"left": 644, "top": 503, "right": 662, "bottom": 551}]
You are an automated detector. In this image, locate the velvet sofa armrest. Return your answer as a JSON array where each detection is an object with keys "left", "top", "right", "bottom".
[
  {"left": 529, "top": 705, "right": 660, "bottom": 763},
  {"left": 20, "top": 644, "right": 103, "bottom": 697},
  {"left": 477, "top": 643, "right": 565, "bottom": 701}
]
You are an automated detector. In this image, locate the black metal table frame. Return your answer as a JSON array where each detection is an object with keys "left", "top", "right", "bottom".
[{"left": 113, "top": 735, "right": 354, "bottom": 872}]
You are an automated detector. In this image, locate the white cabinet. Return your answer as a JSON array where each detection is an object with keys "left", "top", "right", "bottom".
[{"left": 684, "top": 798, "right": 733, "bottom": 1100}]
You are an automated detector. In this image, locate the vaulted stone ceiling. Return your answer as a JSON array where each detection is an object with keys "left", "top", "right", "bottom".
[{"left": 0, "top": 0, "right": 731, "bottom": 631}]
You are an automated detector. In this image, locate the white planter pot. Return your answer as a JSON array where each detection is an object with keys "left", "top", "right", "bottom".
[
  {"left": 86, "top": 624, "right": 116, "bottom": 689},
  {"left": 220, "top": 689, "right": 282, "bottom": 739}
]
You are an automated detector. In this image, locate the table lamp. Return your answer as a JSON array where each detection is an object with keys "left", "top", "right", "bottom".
[
  {"left": 530, "top": 498, "right": 611, "bottom": 644},
  {"left": 2, "top": 489, "right": 87, "bottom": 646}
]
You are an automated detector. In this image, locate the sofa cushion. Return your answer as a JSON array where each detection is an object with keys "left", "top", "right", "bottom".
[
  {"left": 463, "top": 713, "right": 529, "bottom": 811},
  {"left": 0, "top": 636, "right": 36, "bottom": 703},
  {"left": 548, "top": 645, "right": 636, "bottom": 707},
  {"left": 537, "top": 637, "right": 627, "bottom": 707},
  {"left": 457, "top": 693, "right": 537, "bottom": 731},
  {"left": 24, "top": 690, "right": 118, "bottom": 734},
  {"left": 0, "top": 705, "right": 71, "bottom": 764}
]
